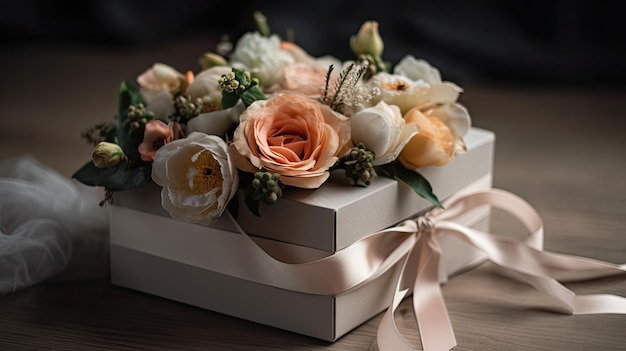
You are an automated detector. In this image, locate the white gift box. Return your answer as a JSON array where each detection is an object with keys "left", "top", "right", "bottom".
[{"left": 110, "top": 127, "right": 495, "bottom": 341}]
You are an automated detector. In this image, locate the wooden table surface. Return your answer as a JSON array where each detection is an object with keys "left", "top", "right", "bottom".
[{"left": 1, "top": 39, "right": 625, "bottom": 350}]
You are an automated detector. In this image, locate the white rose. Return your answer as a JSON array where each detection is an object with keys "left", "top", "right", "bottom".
[
  {"left": 229, "top": 32, "right": 295, "bottom": 88},
  {"left": 152, "top": 132, "right": 239, "bottom": 225},
  {"left": 350, "top": 101, "right": 418, "bottom": 165}
]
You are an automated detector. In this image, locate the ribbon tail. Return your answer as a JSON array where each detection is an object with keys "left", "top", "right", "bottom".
[
  {"left": 437, "top": 221, "right": 626, "bottom": 316},
  {"left": 377, "top": 288, "right": 416, "bottom": 351},
  {"left": 377, "top": 230, "right": 457, "bottom": 351},
  {"left": 413, "top": 232, "right": 456, "bottom": 351}
]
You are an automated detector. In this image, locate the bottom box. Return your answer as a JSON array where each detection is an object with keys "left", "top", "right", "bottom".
[{"left": 110, "top": 175, "right": 491, "bottom": 342}]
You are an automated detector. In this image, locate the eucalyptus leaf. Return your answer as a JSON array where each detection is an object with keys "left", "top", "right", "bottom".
[{"left": 72, "top": 160, "right": 149, "bottom": 191}]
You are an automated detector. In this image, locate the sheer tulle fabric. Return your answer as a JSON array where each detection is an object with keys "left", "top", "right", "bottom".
[{"left": 0, "top": 155, "right": 109, "bottom": 294}]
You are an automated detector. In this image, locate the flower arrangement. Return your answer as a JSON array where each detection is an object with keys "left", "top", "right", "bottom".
[{"left": 73, "top": 12, "right": 471, "bottom": 224}]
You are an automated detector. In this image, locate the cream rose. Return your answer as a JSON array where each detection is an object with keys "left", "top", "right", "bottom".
[
  {"left": 350, "top": 101, "right": 418, "bottom": 165},
  {"left": 230, "top": 93, "right": 351, "bottom": 189},
  {"left": 151, "top": 132, "right": 239, "bottom": 224}
]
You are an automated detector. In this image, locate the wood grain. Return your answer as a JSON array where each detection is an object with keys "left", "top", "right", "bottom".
[{"left": 1, "top": 39, "right": 625, "bottom": 350}]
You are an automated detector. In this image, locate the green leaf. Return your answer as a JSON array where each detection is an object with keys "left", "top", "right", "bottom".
[
  {"left": 118, "top": 81, "right": 146, "bottom": 115},
  {"left": 241, "top": 86, "right": 266, "bottom": 107},
  {"left": 115, "top": 81, "right": 148, "bottom": 162},
  {"left": 232, "top": 68, "right": 250, "bottom": 86},
  {"left": 72, "top": 160, "right": 149, "bottom": 191},
  {"left": 116, "top": 122, "right": 143, "bottom": 162},
  {"left": 378, "top": 163, "right": 443, "bottom": 208},
  {"left": 222, "top": 91, "right": 240, "bottom": 109}
]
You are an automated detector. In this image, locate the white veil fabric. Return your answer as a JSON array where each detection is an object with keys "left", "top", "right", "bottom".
[{"left": 0, "top": 155, "right": 109, "bottom": 294}]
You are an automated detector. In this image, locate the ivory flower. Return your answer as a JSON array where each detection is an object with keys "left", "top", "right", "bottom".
[
  {"left": 92, "top": 142, "right": 125, "bottom": 168},
  {"left": 230, "top": 93, "right": 351, "bottom": 189},
  {"left": 186, "top": 102, "right": 244, "bottom": 138},
  {"left": 393, "top": 55, "right": 441, "bottom": 85},
  {"left": 229, "top": 32, "right": 295, "bottom": 89},
  {"left": 151, "top": 132, "right": 239, "bottom": 225},
  {"left": 367, "top": 55, "right": 471, "bottom": 155},
  {"left": 186, "top": 66, "right": 232, "bottom": 109},
  {"left": 350, "top": 101, "right": 418, "bottom": 165},
  {"left": 138, "top": 120, "right": 185, "bottom": 162}
]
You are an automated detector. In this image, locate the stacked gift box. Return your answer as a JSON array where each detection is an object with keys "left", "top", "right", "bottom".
[{"left": 110, "top": 127, "right": 494, "bottom": 342}]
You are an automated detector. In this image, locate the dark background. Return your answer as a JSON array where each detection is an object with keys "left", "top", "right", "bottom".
[{"left": 1, "top": 0, "right": 625, "bottom": 87}]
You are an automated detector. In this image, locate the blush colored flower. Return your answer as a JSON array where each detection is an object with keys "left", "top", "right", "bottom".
[
  {"left": 151, "top": 132, "right": 239, "bottom": 225},
  {"left": 230, "top": 93, "right": 351, "bottom": 189},
  {"left": 274, "top": 62, "right": 329, "bottom": 97},
  {"left": 270, "top": 44, "right": 341, "bottom": 98},
  {"left": 138, "top": 120, "right": 185, "bottom": 162},
  {"left": 137, "top": 63, "right": 184, "bottom": 92}
]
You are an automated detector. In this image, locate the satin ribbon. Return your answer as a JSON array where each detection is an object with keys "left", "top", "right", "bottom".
[{"left": 225, "top": 188, "right": 626, "bottom": 351}]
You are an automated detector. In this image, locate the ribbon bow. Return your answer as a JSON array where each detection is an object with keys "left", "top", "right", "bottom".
[{"left": 227, "top": 188, "right": 626, "bottom": 351}]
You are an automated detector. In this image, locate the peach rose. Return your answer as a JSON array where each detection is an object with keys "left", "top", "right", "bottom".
[
  {"left": 275, "top": 62, "right": 329, "bottom": 97},
  {"left": 398, "top": 107, "right": 458, "bottom": 169},
  {"left": 231, "top": 93, "right": 351, "bottom": 189}
]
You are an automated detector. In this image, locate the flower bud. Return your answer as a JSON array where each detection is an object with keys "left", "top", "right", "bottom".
[
  {"left": 350, "top": 21, "right": 384, "bottom": 58},
  {"left": 92, "top": 142, "right": 125, "bottom": 168},
  {"left": 199, "top": 52, "right": 228, "bottom": 70}
]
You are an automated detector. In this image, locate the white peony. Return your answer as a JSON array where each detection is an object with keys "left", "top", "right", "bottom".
[
  {"left": 393, "top": 55, "right": 441, "bottom": 85},
  {"left": 350, "top": 101, "right": 418, "bottom": 165},
  {"left": 229, "top": 32, "right": 295, "bottom": 89},
  {"left": 151, "top": 132, "right": 239, "bottom": 225}
]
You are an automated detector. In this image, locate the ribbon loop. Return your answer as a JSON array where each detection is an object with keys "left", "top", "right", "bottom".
[
  {"left": 376, "top": 188, "right": 626, "bottom": 351},
  {"left": 222, "top": 188, "right": 625, "bottom": 351}
]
